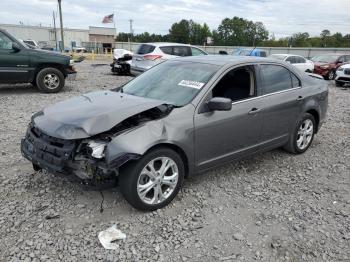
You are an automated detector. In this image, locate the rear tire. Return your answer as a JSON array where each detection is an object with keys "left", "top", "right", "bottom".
[
  {"left": 119, "top": 147, "right": 185, "bottom": 211},
  {"left": 36, "top": 67, "right": 65, "bottom": 93},
  {"left": 283, "top": 113, "right": 316, "bottom": 154}
]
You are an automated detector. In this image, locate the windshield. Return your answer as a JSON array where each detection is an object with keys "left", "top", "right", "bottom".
[
  {"left": 269, "top": 54, "right": 287, "bottom": 60},
  {"left": 311, "top": 55, "right": 339, "bottom": 63},
  {"left": 122, "top": 61, "right": 219, "bottom": 107}
]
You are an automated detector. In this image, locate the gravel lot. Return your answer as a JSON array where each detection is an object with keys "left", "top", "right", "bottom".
[{"left": 0, "top": 61, "right": 349, "bottom": 262}]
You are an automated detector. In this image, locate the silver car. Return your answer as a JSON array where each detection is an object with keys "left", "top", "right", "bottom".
[
  {"left": 130, "top": 42, "right": 207, "bottom": 75},
  {"left": 21, "top": 56, "right": 328, "bottom": 211}
]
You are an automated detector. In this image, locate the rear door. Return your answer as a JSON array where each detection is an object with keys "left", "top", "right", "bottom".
[
  {"left": 0, "top": 31, "right": 30, "bottom": 83},
  {"left": 258, "top": 64, "right": 303, "bottom": 147}
]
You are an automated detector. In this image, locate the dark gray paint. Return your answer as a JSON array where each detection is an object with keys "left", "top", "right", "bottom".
[
  {"left": 34, "top": 91, "right": 166, "bottom": 139},
  {"left": 27, "top": 56, "right": 328, "bottom": 177}
]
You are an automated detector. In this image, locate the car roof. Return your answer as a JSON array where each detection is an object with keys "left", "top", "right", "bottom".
[
  {"left": 172, "top": 55, "right": 280, "bottom": 66},
  {"left": 141, "top": 42, "right": 194, "bottom": 47},
  {"left": 271, "top": 53, "right": 303, "bottom": 57}
]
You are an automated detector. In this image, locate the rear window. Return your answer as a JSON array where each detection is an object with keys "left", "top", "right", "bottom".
[{"left": 136, "top": 44, "right": 156, "bottom": 55}]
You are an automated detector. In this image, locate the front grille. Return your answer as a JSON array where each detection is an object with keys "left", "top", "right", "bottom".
[
  {"left": 21, "top": 124, "right": 76, "bottom": 172},
  {"left": 344, "top": 68, "right": 350, "bottom": 75}
]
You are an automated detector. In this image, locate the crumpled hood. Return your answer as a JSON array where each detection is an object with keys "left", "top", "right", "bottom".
[{"left": 33, "top": 91, "right": 166, "bottom": 139}]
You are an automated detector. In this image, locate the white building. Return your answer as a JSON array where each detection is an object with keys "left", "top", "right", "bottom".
[{"left": 0, "top": 23, "right": 89, "bottom": 49}]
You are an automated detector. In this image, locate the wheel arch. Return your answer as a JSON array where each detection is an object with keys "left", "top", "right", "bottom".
[
  {"left": 305, "top": 108, "right": 320, "bottom": 133},
  {"left": 144, "top": 143, "right": 191, "bottom": 178},
  {"left": 35, "top": 63, "right": 66, "bottom": 78}
]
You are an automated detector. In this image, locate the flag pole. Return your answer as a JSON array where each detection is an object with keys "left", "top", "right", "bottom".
[{"left": 113, "top": 10, "right": 117, "bottom": 37}]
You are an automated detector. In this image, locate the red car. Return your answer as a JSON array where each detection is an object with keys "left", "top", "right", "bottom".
[{"left": 312, "top": 54, "right": 350, "bottom": 80}]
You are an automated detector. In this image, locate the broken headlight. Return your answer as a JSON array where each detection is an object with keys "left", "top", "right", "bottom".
[{"left": 87, "top": 141, "right": 107, "bottom": 159}]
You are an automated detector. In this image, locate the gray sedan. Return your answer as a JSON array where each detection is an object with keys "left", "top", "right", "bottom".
[{"left": 21, "top": 56, "right": 328, "bottom": 211}]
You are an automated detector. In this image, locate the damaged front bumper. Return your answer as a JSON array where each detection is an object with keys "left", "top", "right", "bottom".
[{"left": 20, "top": 123, "right": 139, "bottom": 189}]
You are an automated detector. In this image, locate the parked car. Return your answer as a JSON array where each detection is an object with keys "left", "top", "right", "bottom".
[
  {"left": 269, "top": 54, "right": 314, "bottom": 72},
  {"left": 335, "top": 63, "right": 350, "bottom": 87},
  {"left": 233, "top": 48, "right": 267, "bottom": 57},
  {"left": 23, "top": 39, "right": 39, "bottom": 48},
  {"left": 72, "top": 46, "right": 87, "bottom": 53},
  {"left": 311, "top": 54, "right": 350, "bottom": 80},
  {"left": 110, "top": 48, "right": 133, "bottom": 75},
  {"left": 0, "top": 28, "right": 76, "bottom": 93},
  {"left": 130, "top": 43, "right": 207, "bottom": 75},
  {"left": 21, "top": 56, "right": 328, "bottom": 211}
]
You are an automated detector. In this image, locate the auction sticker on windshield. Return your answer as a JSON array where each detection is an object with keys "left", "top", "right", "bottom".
[{"left": 178, "top": 80, "right": 205, "bottom": 89}]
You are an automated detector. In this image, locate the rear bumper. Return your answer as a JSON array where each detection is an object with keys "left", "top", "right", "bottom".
[{"left": 130, "top": 66, "right": 146, "bottom": 76}]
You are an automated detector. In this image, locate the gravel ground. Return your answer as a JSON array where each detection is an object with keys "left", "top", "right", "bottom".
[{"left": 0, "top": 61, "right": 349, "bottom": 262}]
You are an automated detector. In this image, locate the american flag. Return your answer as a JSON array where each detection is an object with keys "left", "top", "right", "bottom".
[{"left": 102, "top": 14, "right": 114, "bottom": 23}]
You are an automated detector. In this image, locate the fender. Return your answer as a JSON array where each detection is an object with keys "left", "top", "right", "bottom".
[{"left": 105, "top": 118, "right": 195, "bottom": 175}]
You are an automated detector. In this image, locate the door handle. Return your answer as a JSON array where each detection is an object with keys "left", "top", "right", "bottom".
[
  {"left": 297, "top": 96, "right": 304, "bottom": 101},
  {"left": 248, "top": 108, "right": 261, "bottom": 115}
]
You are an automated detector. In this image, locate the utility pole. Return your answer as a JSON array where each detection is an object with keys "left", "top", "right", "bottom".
[
  {"left": 53, "top": 11, "right": 58, "bottom": 51},
  {"left": 58, "top": 0, "right": 64, "bottom": 52},
  {"left": 128, "top": 19, "right": 133, "bottom": 51}
]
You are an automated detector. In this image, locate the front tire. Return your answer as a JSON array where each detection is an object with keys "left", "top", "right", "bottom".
[
  {"left": 119, "top": 147, "right": 185, "bottom": 211},
  {"left": 36, "top": 67, "right": 65, "bottom": 93},
  {"left": 335, "top": 81, "right": 344, "bottom": 87},
  {"left": 284, "top": 113, "right": 316, "bottom": 154}
]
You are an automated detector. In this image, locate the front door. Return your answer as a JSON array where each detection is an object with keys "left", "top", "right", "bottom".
[
  {"left": 0, "top": 31, "right": 30, "bottom": 83},
  {"left": 194, "top": 65, "right": 264, "bottom": 171}
]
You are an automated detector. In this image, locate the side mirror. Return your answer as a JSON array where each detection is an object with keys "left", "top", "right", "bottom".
[
  {"left": 207, "top": 97, "right": 232, "bottom": 111},
  {"left": 12, "top": 42, "right": 21, "bottom": 52}
]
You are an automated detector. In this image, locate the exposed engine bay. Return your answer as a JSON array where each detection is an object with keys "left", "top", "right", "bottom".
[{"left": 21, "top": 104, "right": 173, "bottom": 189}]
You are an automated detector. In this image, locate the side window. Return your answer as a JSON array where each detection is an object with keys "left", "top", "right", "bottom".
[
  {"left": 173, "top": 46, "right": 190, "bottom": 57},
  {"left": 298, "top": 57, "right": 306, "bottom": 63},
  {"left": 260, "top": 51, "right": 267, "bottom": 57},
  {"left": 291, "top": 73, "right": 301, "bottom": 88},
  {"left": 159, "top": 46, "right": 173, "bottom": 55},
  {"left": 286, "top": 56, "right": 296, "bottom": 64},
  {"left": 211, "top": 66, "right": 256, "bottom": 102},
  {"left": 191, "top": 47, "right": 206, "bottom": 56},
  {"left": 260, "top": 64, "right": 293, "bottom": 94},
  {"left": 0, "top": 32, "right": 13, "bottom": 50},
  {"left": 338, "top": 56, "right": 345, "bottom": 63},
  {"left": 345, "top": 55, "right": 350, "bottom": 62}
]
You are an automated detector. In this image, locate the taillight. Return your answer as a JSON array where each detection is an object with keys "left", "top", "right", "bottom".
[{"left": 143, "top": 54, "right": 162, "bottom": 61}]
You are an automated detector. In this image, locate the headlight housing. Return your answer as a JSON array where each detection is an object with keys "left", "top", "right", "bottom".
[
  {"left": 337, "top": 67, "right": 344, "bottom": 71},
  {"left": 69, "top": 59, "right": 74, "bottom": 66},
  {"left": 320, "top": 65, "right": 330, "bottom": 69},
  {"left": 87, "top": 141, "right": 107, "bottom": 159}
]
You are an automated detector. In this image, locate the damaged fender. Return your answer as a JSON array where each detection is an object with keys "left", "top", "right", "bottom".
[{"left": 105, "top": 108, "right": 195, "bottom": 175}]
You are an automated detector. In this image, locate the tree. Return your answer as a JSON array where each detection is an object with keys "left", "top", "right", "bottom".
[
  {"left": 215, "top": 17, "right": 268, "bottom": 46},
  {"left": 169, "top": 20, "right": 191, "bottom": 43},
  {"left": 320, "top": 29, "right": 331, "bottom": 47}
]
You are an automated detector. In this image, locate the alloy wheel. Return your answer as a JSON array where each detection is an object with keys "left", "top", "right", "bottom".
[
  {"left": 43, "top": 73, "right": 60, "bottom": 89},
  {"left": 296, "top": 119, "right": 314, "bottom": 150},
  {"left": 137, "top": 157, "right": 179, "bottom": 205}
]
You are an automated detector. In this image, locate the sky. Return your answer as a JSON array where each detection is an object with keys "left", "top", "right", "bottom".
[{"left": 1, "top": 0, "right": 350, "bottom": 38}]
